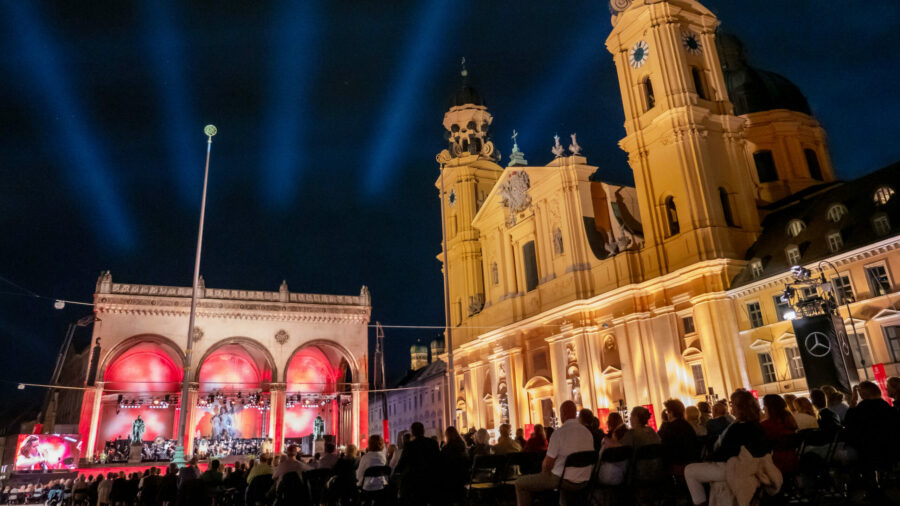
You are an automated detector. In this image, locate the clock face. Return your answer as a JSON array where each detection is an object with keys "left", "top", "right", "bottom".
[
  {"left": 629, "top": 40, "right": 649, "bottom": 68},
  {"left": 448, "top": 188, "right": 457, "bottom": 207},
  {"left": 682, "top": 31, "right": 702, "bottom": 55}
]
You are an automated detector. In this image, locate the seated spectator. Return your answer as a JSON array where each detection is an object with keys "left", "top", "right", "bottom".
[
  {"left": 468, "top": 428, "right": 492, "bottom": 460},
  {"left": 515, "top": 428, "right": 526, "bottom": 448},
  {"left": 158, "top": 465, "right": 178, "bottom": 505},
  {"left": 395, "top": 422, "right": 440, "bottom": 505},
  {"left": 685, "top": 405, "right": 708, "bottom": 436},
  {"left": 684, "top": 390, "right": 766, "bottom": 505},
  {"left": 273, "top": 444, "right": 313, "bottom": 484},
  {"left": 138, "top": 467, "right": 161, "bottom": 506},
  {"left": 493, "top": 423, "right": 522, "bottom": 455},
  {"left": 439, "top": 427, "right": 469, "bottom": 503},
  {"left": 515, "top": 400, "right": 594, "bottom": 506},
  {"left": 761, "top": 394, "right": 799, "bottom": 473},
  {"left": 390, "top": 433, "right": 410, "bottom": 470},
  {"left": 357, "top": 434, "right": 388, "bottom": 491},
  {"left": 620, "top": 406, "right": 661, "bottom": 449},
  {"left": 597, "top": 413, "right": 628, "bottom": 486},
  {"left": 809, "top": 388, "right": 841, "bottom": 432},
  {"left": 602, "top": 412, "right": 626, "bottom": 448},
  {"left": 844, "top": 381, "right": 900, "bottom": 470},
  {"left": 201, "top": 459, "right": 224, "bottom": 500},
  {"left": 783, "top": 394, "right": 798, "bottom": 413},
  {"left": 697, "top": 401, "right": 712, "bottom": 425},
  {"left": 523, "top": 424, "right": 548, "bottom": 453},
  {"left": 658, "top": 399, "right": 699, "bottom": 469},
  {"left": 177, "top": 457, "right": 200, "bottom": 488},
  {"left": 706, "top": 400, "right": 732, "bottom": 440},
  {"left": 822, "top": 386, "right": 849, "bottom": 422},
  {"left": 317, "top": 442, "right": 339, "bottom": 469},
  {"left": 328, "top": 445, "right": 359, "bottom": 505},
  {"left": 385, "top": 444, "right": 397, "bottom": 464},
  {"left": 246, "top": 454, "right": 273, "bottom": 484},
  {"left": 578, "top": 408, "right": 605, "bottom": 450},
  {"left": 792, "top": 397, "right": 819, "bottom": 430}
]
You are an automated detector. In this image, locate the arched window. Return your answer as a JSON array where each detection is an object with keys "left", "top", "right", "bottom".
[
  {"left": 873, "top": 213, "right": 891, "bottom": 236},
  {"left": 719, "top": 187, "right": 735, "bottom": 227},
  {"left": 522, "top": 241, "right": 539, "bottom": 292},
  {"left": 753, "top": 150, "right": 778, "bottom": 183},
  {"left": 873, "top": 185, "right": 895, "bottom": 205},
  {"left": 642, "top": 77, "right": 655, "bottom": 110},
  {"left": 786, "top": 219, "right": 806, "bottom": 238},
  {"left": 826, "top": 203, "right": 848, "bottom": 223},
  {"left": 665, "top": 196, "right": 680, "bottom": 236},
  {"left": 804, "top": 149, "right": 823, "bottom": 180},
  {"left": 827, "top": 231, "right": 843, "bottom": 253},
  {"left": 691, "top": 67, "right": 707, "bottom": 100}
]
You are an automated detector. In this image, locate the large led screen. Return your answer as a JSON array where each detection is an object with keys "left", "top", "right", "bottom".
[{"left": 14, "top": 434, "right": 81, "bottom": 471}]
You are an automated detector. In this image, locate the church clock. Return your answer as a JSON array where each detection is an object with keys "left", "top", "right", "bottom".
[
  {"left": 629, "top": 40, "right": 649, "bottom": 68},
  {"left": 682, "top": 31, "right": 702, "bottom": 55}
]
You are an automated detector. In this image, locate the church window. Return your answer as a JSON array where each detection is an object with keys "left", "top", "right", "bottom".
[
  {"left": 804, "top": 149, "right": 823, "bottom": 180},
  {"left": 753, "top": 150, "right": 778, "bottom": 183},
  {"left": 826, "top": 204, "right": 848, "bottom": 223},
  {"left": 872, "top": 213, "right": 891, "bottom": 236},
  {"left": 786, "top": 219, "right": 805, "bottom": 237},
  {"left": 691, "top": 67, "right": 708, "bottom": 100},
  {"left": 690, "top": 364, "right": 706, "bottom": 396},
  {"left": 682, "top": 316, "right": 696, "bottom": 335},
  {"left": 719, "top": 187, "right": 735, "bottom": 227},
  {"left": 873, "top": 185, "right": 895, "bottom": 205},
  {"left": 522, "top": 241, "right": 539, "bottom": 292},
  {"left": 664, "top": 196, "right": 680, "bottom": 236},
  {"left": 786, "top": 245, "right": 801, "bottom": 266},
  {"left": 827, "top": 231, "right": 843, "bottom": 252},
  {"left": 642, "top": 77, "right": 655, "bottom": 110},
  {"left": 747, "top": 302, "right": 764, "bottom": 328},
  {"left": 785, "top": 347, "right": 805, "bottom": 379},
  {"left": 757, "top": 352, "right": 776, "bottom": 383},
  {"left": 750, "top": 260, "right": 764, "bottom": 279}
]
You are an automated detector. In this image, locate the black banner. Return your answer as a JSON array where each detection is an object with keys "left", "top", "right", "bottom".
[{"left": 791, "top": 313, "right": 859, "bottom": 394}]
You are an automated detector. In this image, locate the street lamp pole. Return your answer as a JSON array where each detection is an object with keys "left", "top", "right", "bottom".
[
  {"left": 818, "top": 260, "right": 869, "bottom": 380},
  {"left": 437, "top": 160, "right": 455, "bottom": 431},
  {"left": 173, "top": 125, "right": 217, "bottom": 465}
]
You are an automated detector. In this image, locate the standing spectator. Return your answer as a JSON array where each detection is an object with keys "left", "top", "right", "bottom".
[
  {"left": 468, "top": 429, "right": 492, "bottom": 460},
  {"left": 515, "top": 428, "right": 526, "bottom": 448},
  {"left": 317, "top": 442, "right": 339, "bottom": 469},
  {"left": 110, "top": 471, "right": 128, "bottom": 506},
  {"left": 659, "top": 399, "right": 699, "bottom": 469},
  {"left": 792, "top": 398, "right": 819, "bottom": 430},
  {"left": 200, "top": 459, "right": 224, "bottom": 502},
  {"left": 390, "top": 433, "right": 410, "bottom": 470},
  {"left": 523, "top": 424, "right": 548, "bottom": 453},
  {"left": 761, "top": 394, "right": 798, "bottom": 472},
  {"left": 685, "top": 405, "right": 708, "bottom": 436},
  {"left": 620, "top": 406, "right": 661, "bottom": 449},
  {"left": 158, "top": 464, "right": 178, "bottom": 505},
  {"left": 358, "top": 435, "right": 389, "bottom": 491},
  {"left": 273, "top": 444, "right": 313, "bottom": 484},
  {"left": 684, "top": 390, "right": 766, "bottom": 505},
  {"left": 439, "top": 426, "right": 469, "bottom": 504},
  {"left": 395, "top": 422, "right": 441, "bottom": 505},
  {"left": 844, "top": 381, "right": 900, "bottom": 470},
  {"left": 515, "top": 400, "right": 594, "bottom": 506},
  {"left": 887, "top": 376, "right": 900, "bottom": 412},
  {"left": 97, "top": 472, "right": 114, "bottom": 506},
  {"left": 139, "top": 467, "right": 161, "bottom": 506},
  {"left": 493, "top": 423, "right": 522, "bottom": 455},
  {"left": 822, "top": 386, "right": 849, "bottom": 422},
  {"left": 177, "top": 457, "right": 200, "bottom": 489},
  {"left": 697, "top": 401, "right": 712, "bottom": 425},
  {"left": 809, "top": 388, "right": 841, "bottom": 432}
]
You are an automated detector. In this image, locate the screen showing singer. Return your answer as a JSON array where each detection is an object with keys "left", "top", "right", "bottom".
[{"left": 14, "top": 434, "right": 81, "bottom": 471}]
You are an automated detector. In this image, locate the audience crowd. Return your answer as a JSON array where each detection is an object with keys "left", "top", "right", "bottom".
[{"left": 4, "top": 377, "right": 899, "bottom": 505}]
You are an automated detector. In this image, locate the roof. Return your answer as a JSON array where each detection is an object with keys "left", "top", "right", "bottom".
[
  {"left": 394, "top": 359, "right": 446, "bottom": 388},
  {"left": 717, "top": 28, "right": 811, "bottom": 116},
  {"left": 731, "top": 162, "right": 900, "bottom": 288}
]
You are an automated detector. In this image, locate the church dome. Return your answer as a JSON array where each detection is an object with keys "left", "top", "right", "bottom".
[
  {"left": 716, "top": 28, "right": 811, "bottom": 116},
  {"left": 451, "top": 83, "right": 483, "bottom": 107}
]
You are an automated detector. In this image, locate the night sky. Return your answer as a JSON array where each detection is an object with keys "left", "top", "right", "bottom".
[{"left": 2, "top": 1, "right": 900, "bottom": 411}]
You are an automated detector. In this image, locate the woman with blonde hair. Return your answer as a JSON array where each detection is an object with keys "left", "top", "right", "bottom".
[
  {"left": 357, "top": 435, "right": 387, "bottom": 491},
  {"left": 792, "top": 397, "right": 818, "bottom": 430},
  {"left": 685, "top": 405, "right": 708, "bottom": 436}
]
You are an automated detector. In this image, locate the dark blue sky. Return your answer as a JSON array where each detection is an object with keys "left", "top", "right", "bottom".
[{"left": 1, "top": 0, "right": 899, "bottom": 400}]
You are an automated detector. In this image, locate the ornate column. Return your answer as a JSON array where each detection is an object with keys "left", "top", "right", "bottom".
[
  {"left": 270, "top": 385, "right": 286, "bottom": 454},
  {"left": 572, "top": 328, "right": 596, "bottom": 411},
  {"left": 546, "top": 337, "right": 568, "bottom": 407},
  {"left": 351, "top": 384, "right": 361, "bottom": 448},
  {"left": 510, "top": 348, "right": 526, "bottom": 431},
  {"left": 468, "top": 361, "right": 486, "bottom": 428},
  {"left": 692, "top": 293, "right": 750, "bottom": 396},
  {"left": 80, "top": 382, "right": 103, "bottom": 463},
  {"left": 613, "top": 314, "right": 648, "bottom": 407},
  {"left": 184, "top": 385, "right": 199, "bottom": 459}
]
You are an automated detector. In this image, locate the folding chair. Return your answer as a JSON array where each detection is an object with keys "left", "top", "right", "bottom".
[
  {"left": 557, "top": 450, "right": 600, "bottom": 506},
  {"left": 358, "top": 465, "right": 392, "bottom": 505},
  {"left": 467, "top": 454, "right": 509, "bottom": 503},
  {"left": 594, "top": 446, "right": 632, "bottom": 505},
  {"left": 629, "top": 444, "right": 673, "bottom": 504},
  {"left": 303, "top": 468, "right": 334, "bottom": 505}
]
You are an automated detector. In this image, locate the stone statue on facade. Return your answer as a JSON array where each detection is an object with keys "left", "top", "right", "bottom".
[
  {"left": 551, "top": 134, "right": 566, "bottom": 158},
  {"left": 568, "top": 133, "right": 582, "bottom": 156}
]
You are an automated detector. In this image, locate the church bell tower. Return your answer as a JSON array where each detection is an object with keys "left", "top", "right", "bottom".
[{"left": 606, "top": 0, "right": 761, "bottom": 276}]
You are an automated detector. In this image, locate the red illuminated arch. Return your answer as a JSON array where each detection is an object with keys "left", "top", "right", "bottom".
[
  {"left": 283, "top": 340, "right": 359, "bottom": 390},
  {"left": 196, "top": 338, "right": 275, "bottom": 392},
  {"left": 101, "top": 336, "right": 184, "bottom": 392}
]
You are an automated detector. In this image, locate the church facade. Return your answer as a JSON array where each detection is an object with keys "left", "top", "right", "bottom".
[{"left": 437, "top": 0, "right": 900, "bottom": 433}]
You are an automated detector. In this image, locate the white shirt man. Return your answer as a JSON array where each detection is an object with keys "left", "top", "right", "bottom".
[{"left": 515, "top": 400, "right": 595, "bottom": 506}]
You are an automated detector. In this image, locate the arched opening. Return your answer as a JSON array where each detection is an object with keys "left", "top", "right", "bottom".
[
  {"left": 283, "top": 341, "right": 359, "bottom": 445},
  {"left": 804, "top": 149, "right": 822, "bottom": 180},
  {"left": 719, "top": 187, "right": 736, "bottom": 227},
  {"left": 97, "top": 336, "right": 184, "bottom": 451},
  {"left": 642, "top": 77, "right": 655, "bottom": 110},
  {"left": 753, "top": 150, "right": 778, "bottom": 183},
  {"left": 524, "top": 376, "right": 554, "bottom": 428},
  {"left": 691, "top": 67, "right": 707, "bottom": 100},
  {"left": 664, "top": 196, "right": 680, "bottom": 236}
]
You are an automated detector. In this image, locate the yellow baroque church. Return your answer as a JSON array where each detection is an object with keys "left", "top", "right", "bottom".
[{"left": 435, "top": 0, "right": 900, "bottom": 432}]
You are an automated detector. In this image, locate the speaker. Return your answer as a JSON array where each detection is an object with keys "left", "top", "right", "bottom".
[{"left": 791, "top": 313, "right": 859, "bottom": 394}]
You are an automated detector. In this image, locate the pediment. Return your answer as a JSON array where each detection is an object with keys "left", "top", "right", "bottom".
[
  {"left": 749, "top": 338, "right": 773, "bottom": 352},
  {"left": 775, "top": 332, "right": 796, "bottom": 345},
  {"left": 873, "top": 309, "right": 900, "bottom": 321}
]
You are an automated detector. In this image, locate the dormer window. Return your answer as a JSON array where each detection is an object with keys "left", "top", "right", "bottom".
[
  {"left": 786, "top": 245, "right": 801, "bottom": 266},
  {"left": 827, "top": 204, "right": 848, "bottom": 223},
  {"left": 804, "top": 149, "right": 823, "bottom": 180},
  {"left": 873, "top": 213, "right": 891, "bottom": 236},
  {"left": 750, "top": 260, "right": 764, "bottom": 279},
  {"left": 827, "top": 231, "right": 843, "bottom": 253},
  {"left": 874, "top": 185, "right": 895, "bottom": 205},
  {"left": 786, "top": 219, "right": 806, "bottom": 237}
]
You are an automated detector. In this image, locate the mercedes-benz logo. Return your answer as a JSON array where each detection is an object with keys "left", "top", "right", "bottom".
[{"left": 804, "top": 331, "right": 832, "bottom": 358}]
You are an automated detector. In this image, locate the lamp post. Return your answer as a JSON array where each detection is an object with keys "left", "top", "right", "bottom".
[
  {"left": 437, "top": 160, "right": 455, "bottom": 431},
  {"left": 173, "top": 125, "right": 217, "bottom": 465},
  {"left": 818, "top": 260, "right": 869, "bottom": 380}
]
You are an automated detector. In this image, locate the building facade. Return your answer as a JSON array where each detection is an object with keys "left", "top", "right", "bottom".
[
  {"left": 75, "top": 272, "right": 371, "bottom": 460},
  {"left": 437, "top": 0, "right": 899, "bottom": 432},
  {"left": 369, "top": 360, "right": 447, "bottom": 444}
]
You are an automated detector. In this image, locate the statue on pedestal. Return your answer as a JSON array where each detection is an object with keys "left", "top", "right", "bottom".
[
  {"left": 313, "top": 416, "right": 325, "bottom": 440},
  {"left": 130, "top": 415, "right": 146, "bottom": 444}
]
